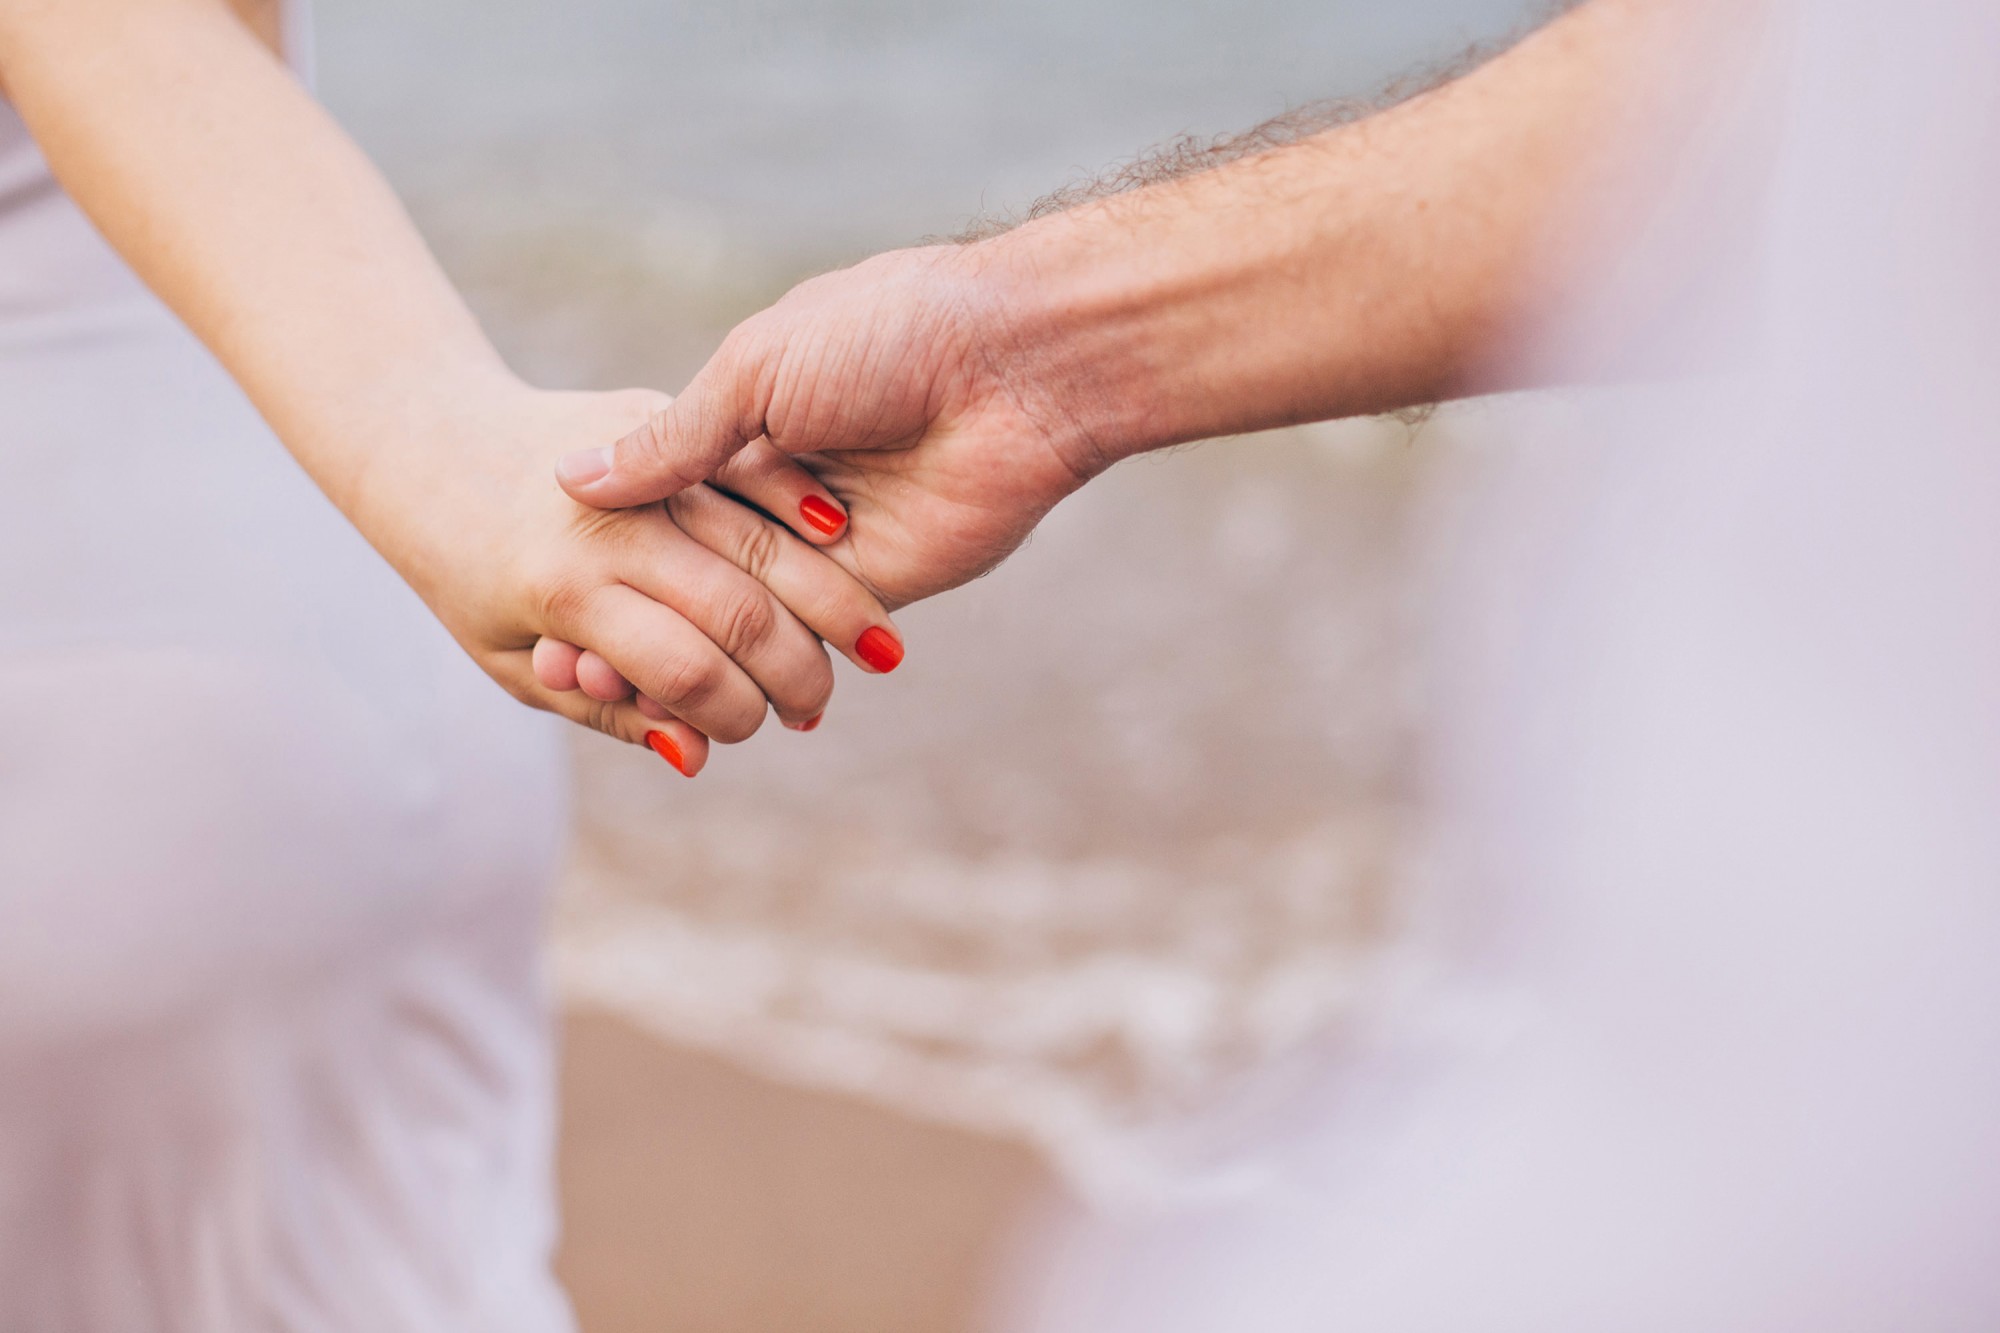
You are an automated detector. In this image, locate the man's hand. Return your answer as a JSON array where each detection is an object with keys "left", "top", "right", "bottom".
[
  {"left": 551, "top": 0, "right": 1744, "bottom": 624},
  {"left": 554, "top": 244, "right": 1097, "bottom": 610}
]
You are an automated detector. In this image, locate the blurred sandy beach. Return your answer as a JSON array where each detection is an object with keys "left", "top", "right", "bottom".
[
  {"left": 555, "top": 1012, "right": 1048, "bottom": 1333},
  {"left": 315, "top": 0, "right": 1535, "bottom": 1324}
]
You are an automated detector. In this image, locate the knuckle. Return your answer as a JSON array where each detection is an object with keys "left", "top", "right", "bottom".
[
  {"left": 535, "top": 565, "right": 601, "bottom": 634},
  {"left": 711, "top": 585, "right": 780, "bottom": 660},
  {"left": 577, "top": 507, "right": 646, "bottom": 561},
  {"left": 643, "top": 651, "right": 724, "bottom": 717},
  {"left": 732, "top": 516, "right": 786, "bottom": 583}
]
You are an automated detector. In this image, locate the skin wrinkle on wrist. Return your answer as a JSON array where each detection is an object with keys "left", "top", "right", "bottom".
[
  {"left": 936, "top": 233, "right": 1115, "bottom": 489},
  {"left": 980, "top": 159, "right": 1333, "bottom": 474},
  {"left": 972, "top": 215, "right": 1169, "bottom": 478}
]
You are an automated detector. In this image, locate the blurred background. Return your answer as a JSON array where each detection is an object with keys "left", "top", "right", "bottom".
[{"left": 316, "top": 1, "right": 1537, "bottom": 1327}]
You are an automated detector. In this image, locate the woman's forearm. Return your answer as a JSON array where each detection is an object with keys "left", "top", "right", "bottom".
[
  {"left": 0, "top": 0, "right": 512, "bottom": 553},
  {"left": 0, "top": 0, "right": 913, "bottom": 754}
]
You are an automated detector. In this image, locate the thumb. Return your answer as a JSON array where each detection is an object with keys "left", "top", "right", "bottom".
[{"left": 556, "top": 340, "right": 768, "bottom": 509}]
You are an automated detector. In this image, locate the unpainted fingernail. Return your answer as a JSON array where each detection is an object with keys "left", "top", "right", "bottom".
[
  {"left": 799, "top": 495, "right": 846, "bottom": 536},
  {"left": 855, "top": 626, "right": 904, "bottom": 673},
  {"left": 557, "top": 445, "right": 615, "bottom": 487},
  {"left": 645, "top": 730, "right": 693, "bottom": 777}
]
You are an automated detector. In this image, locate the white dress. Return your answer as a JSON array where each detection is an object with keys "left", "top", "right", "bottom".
[{"left": 0, "top": 13, "right": 574, "bottom": 1331}]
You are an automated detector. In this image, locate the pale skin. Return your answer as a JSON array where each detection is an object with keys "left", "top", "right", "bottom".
[
  {"left": 544, "top": 0, "right": 1753, "bottom": 693},
  {"left": 0, "top": 0, "right": 908, "bottom": 775}
]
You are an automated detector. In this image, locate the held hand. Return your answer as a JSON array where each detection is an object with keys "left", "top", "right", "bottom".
[
  {"left": 552, "top": 244, "right": 1101, "bottom": 610},
  {"left": 386, "top": 383, "right": 901, "bottom": 773}
]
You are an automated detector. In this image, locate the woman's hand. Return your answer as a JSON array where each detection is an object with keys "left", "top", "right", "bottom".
[
  {"left": 0, "top": 3, "right": 901, "bottom": 775},
  {"left": 376, "top": 380, "right": 902, "bottom": 775}
]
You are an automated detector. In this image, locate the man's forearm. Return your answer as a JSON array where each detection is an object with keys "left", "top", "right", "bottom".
[{"left": 975, "top": 0, "right": 1750, "bottom": 475}]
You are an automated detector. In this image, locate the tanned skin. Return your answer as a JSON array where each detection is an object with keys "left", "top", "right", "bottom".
[{"left": 552, "top": 0, "right": 1753, "bottom": 629}]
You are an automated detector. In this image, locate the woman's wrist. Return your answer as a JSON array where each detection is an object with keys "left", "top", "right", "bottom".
[{"left": 325, "top": 363, "right": 541, "bottom": 610}]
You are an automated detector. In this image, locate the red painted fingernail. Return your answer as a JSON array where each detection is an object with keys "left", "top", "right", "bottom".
[
  {"left": 799, "top": 495, "right": 846, "bottom": 536},
  {"left": 855, "top": 626, "right": 904, "bottom": 673},
  {"left": 645, "top": 730, "right": 693, "bottom": 776},
  {"left": 786, "top": 712, "right": 824, "bottom": 732}
]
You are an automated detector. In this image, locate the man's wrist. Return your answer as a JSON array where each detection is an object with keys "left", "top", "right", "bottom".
[
  {"left": 962, "top": 209, "right": 1199, "bottom": 484},
  {"left": 964, "top": 149, "right": 1365, "bottom": 483}
]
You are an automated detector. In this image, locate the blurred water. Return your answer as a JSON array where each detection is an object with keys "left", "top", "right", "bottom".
[
  {"left": 322, "top": 0, "right": 1537, "bottom": 255},
  {"left": 318, "top": 0, "right": 1538, "bottom": 385},
  {"left": 315, "top": 0, "right": 1538, "bottom": 1194}
]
